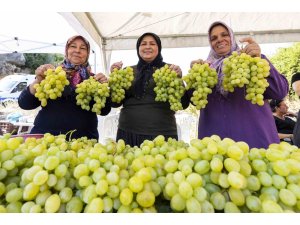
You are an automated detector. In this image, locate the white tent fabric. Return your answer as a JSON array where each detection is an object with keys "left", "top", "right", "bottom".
[{"left": 60, "top": 12, "right": 300, "bottom": 73}]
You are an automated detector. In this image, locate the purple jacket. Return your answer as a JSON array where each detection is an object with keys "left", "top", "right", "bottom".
[{"left": 198, "top": 55, "right": 288, "bottom": 148}]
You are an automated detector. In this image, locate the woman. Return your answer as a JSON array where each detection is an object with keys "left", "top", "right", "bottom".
[
  {"left": 190, "top": 21, "right": 288, "bottom": 148},
  {"left": 270, "top": 99, "right": 296, "bottom": 144},
  {"left": 18, "top": 35, "right": 111, "bottom": 140},
  {"left": 110, "top": 32, "right": 189, "bottom": 147},
  {"left": 291, "top": 72, "right": 300, "bottom": 147}
]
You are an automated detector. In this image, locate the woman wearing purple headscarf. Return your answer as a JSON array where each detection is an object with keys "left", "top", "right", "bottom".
[
  {"left": 18, "top": 35, "right": 111, "bottom": 140},
  {"left": 190, "top": 21, "right": 288, "bottom": 148}
]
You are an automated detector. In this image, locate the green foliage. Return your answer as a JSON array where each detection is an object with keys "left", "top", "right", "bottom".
[
  {"left": 22, "top": 53, "right": 64, "bottom": 73},
  {"left": 270, "top": 43, "right": 300, "bottom": 96}
]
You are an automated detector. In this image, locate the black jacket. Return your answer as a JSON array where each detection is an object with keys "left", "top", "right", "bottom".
[{"left": 18, "top": 86, "right": 111, "bottom": 140}]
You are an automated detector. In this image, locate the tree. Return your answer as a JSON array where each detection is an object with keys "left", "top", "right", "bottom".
[
  {"left": 23, "top": 53, "right": 54, "bottom": 73},
  {"left": 270, "top": 42, "right": 300, "bottom": 96}
]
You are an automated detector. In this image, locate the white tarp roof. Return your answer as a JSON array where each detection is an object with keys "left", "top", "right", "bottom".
[{"left": 60, "top": 12, "right": 300, "bottom": 73}]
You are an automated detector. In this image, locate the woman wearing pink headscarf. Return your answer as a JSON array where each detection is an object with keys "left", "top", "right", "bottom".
[
  {"left": 18, "top": 35, "right": 111, "bottom": 140},
  {"left": 190, "top": 21, "right": 288, "bottom": 148}
]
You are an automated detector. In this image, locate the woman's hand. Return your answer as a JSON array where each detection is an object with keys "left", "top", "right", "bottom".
[
  {"left": 29, "top": 64, "right": 55, "bottom": 95},
  {"left": 35, "top": 64, "right": 55, "bottom": 83},
  {"left": 190, "top": 59, "right": 206, "bottom": 68},
  {"left": 110, "top": 61, "right": 123, "bottom": 73},
  {"left": 95, "top": 73, "right": 108, "bottom": 83},
  {"left": 239, "top": 37, "right": 261, "bottom": 57},
  {"left": 169, "top": 64, "right": 182, "bottom": 78}
]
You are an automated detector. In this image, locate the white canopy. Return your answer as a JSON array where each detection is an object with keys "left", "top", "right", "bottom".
[{"left": 60, "top": 12, "right": 300, "bottom": 73}]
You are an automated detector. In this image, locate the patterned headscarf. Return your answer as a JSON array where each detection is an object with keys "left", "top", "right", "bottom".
[
  {"left": 207, "top": 21, "right": 240, "bottom": 95},
  {"left": 62, "top": 35, "right": 92, "bottom": 88},
  {"left": 134, "top": 32, "right": 165, "bottom": 98}
]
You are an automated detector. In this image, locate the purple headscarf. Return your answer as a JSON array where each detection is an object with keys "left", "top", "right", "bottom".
[{"left": 207, "top": 21, "right": 240, "bottom": 95}]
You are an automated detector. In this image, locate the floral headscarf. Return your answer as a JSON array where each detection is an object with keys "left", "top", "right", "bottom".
[
  {"left": 62, "top": 35, "right": 92, "bottom": 88},
  {"left": 206, "top": 21, "right": 240, "bottom": 95}
]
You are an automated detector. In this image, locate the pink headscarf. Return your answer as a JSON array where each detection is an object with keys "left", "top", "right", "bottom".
[{"left": 206, "top": 21, "right": 240, "bottom": 95}]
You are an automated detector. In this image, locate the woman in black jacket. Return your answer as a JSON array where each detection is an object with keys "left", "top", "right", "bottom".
[
  {"left": 110, "top": 32, "right": 189, "bottom": 147},
  {"left": 18, "top": 35, "right": 111, "bottom": 140}
]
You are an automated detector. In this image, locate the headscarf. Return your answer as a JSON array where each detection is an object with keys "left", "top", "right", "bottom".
[
  {"left": 291, "top": 72, "right": 300, "bottom": 85},
  {"left": 206, "top": 21, "right": 240, "bottom": 95},
  {"left": 134, "top": 32, "right": 165, "bottom": 98},
  {"left": 62, "top": 35, "right": 92, "bottom": 88},
  {"left": 269, "top": 99, "right": 283, "bottom": 112}
]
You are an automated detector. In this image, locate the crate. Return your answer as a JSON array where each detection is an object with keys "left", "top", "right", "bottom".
[{"left": 0, "top": 122, "right": 18, "bottom": 135}]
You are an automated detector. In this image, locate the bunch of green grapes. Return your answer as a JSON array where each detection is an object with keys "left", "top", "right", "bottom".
[
  {"left": 222, "top": 51, "right": 270, "bottom": 106},
  {"left": 245, "top": 57, "right": 270, "bottom": 106},
  {"left": 108, "top": 67, "right": 134, "bottom": 103},
  {"left": 75, "top": 76, "right": 110, "bottom": 114},
  {"left": 183, "top": 63, "right": 218, "bottom": 110},
  {"left": 34, "top": 66, "right": 70, "bottom": 107},
  {"left": 153, "top": 64, "right": 185, "bottom": 111},
  {"left": 2, "top": 129, "right": 300, "bottom": 213},
  {"left": 222, "top": 52, "right": 252, "bottom": 92}
]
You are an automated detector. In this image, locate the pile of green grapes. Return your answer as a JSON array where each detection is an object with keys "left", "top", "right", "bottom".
[
  {"left": 1, "top": 132, "right": 300, "bottom": 213},
  {"left": 183, "top": 63, "right": 218, "bottom": 110},
  {"left": 108, "top": 67, "right": 134, "bottom": 103},
  {"left": 222, "top": 51, "right": 270, "bottom": 106},
  {"left": 75, "top": 77, "right": 110, "bottom": 114},
  {"left": 34, "top": 66, "right": 70, "bottom": 107},
  {"left": 153, "top": 65, "right": 185, "bottom": 111}
]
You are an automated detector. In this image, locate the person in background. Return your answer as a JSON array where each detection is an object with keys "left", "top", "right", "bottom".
[
  {"left": 110, "top": 32, "right": 190, "bottom": 147},
  {"left": 291, "top": 72, "right": 300, "bottom": 147},
  {"left": 190, "top": 21, "right": 289, "bottom": 149},
  {"left": 18, "top": 35, "right": 111, "bottom": 140},
  {"left": 269, "top": 99, "right": 296, "bottom": 144}
]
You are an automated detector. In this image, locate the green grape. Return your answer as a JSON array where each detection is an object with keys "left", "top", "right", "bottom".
[
  {"left": 246, "top": 195, "right": 262, "bottom": 212},
  {"left": 186, "top": 197, "right": 202, "bottom": 213},
  {"left": 247, "top": 175, "right": 261, "bottom": 191},
  {"left": 73, "top": 164, "right": 89, "bottom": 179},
  {"left": 201, "top": 200, "right": 215, "bottom": 213},
  {"left": 257, "top": 172, "right": 272, "bottom": 187},
  {"left": 21, "top": 201, "right": 36, "bottom": 213},
  {"left": 171, "top": 193, "right": 186, "bottom": 212},
  {"left": 33, "top": 170, "right": 49, "bottom": 185},
  {"left": 103, "top": 196, "right": 113, "bottom": 212},
  {"left": 186, "top": 173, "right": 203, "bottom": 188},
  {"left": 228, "top": 187, "right": 245, "bottom": 206},
  {"left": 272, "top": 174, "right": 287, "bottom": 189},
  {"left": 222, "top": 51, "right": 270, "bottom": 106},
  {"left": 227, "top": 171, "right": 247, "bottom": 189},
  {"left": 153, "top": 64, "right": 185, "bottom": 111},
  {"left": 6, "top": 188, "right": 23, "bottom": 203},
  {"left": 183, "top": 63, "right": 217, "bottom": 109},
  {"left": 224, "top": 201, "right": 241, "bottom": 213},
  {"left": 85, "top": 198, "right": 104, "bottom": 213},
  {"left": 261, "top": 200, "right": 283, "bottom": 213},
  {"left": 36, "top": 190, "right": 52, "bottom": 206},
  {"left": 210, "top": 157, "right": 223, "bottom": 172},
  {"left": 194, "top": 160, "right": 210, "bottom": 175},
  {"left": 34, "top": 66, "right": 69, "bottom": 107},
  {"left": 252, "top": 159, "right": 267, "bottom": 172},
  {"left": 279, "top": 189, "right": 297, "bottom": 206},
  {"left": 224, "top": 158, "right": 240, "bottom": 172},
  {"left": 75, "top": 76, "right": 110, "bottom": 114},
  {"left": 210, "top": 192, "right": 226, "bottom": 210},
  {"left": 109, "top": 67, "right": 134, "bottom": 103},
  {"left": 23, "top": 182, "right": 39, "bottom": 200},
  {"left": 119, "top": 188, "right": 133, "bottom": 206},
  {"left": 66, "top": 196, "right": 83, "bottom": 213}
]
